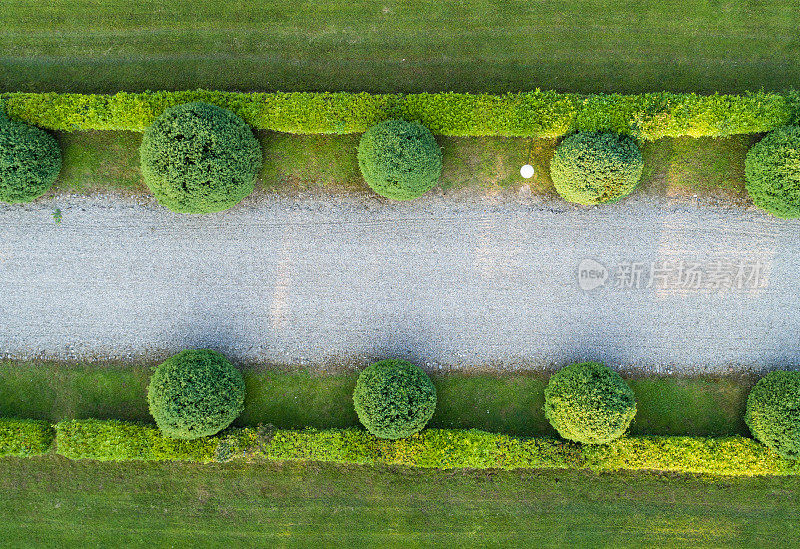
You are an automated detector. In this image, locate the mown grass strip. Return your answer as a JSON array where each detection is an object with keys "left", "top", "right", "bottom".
[
  {"left": 2, "top": 0, "right": 800, "bottom": 96},
  {"left": 48, "top": 130, "right": 750, "bottom": 204},
  {"left": 0, "top": 361, "right": 754, "bottom": 437},
  {"left": 2, "top": 457, "right": 796, "bottom": 547}
]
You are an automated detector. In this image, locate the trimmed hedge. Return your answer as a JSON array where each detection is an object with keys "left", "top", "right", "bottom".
[
  {"left": 544, "top": 362, "right": 637, "bottom": 444},
  {"left": 261, "top": 429, "right": 800, "bottom": 476},
  {"left": 0, "top": 418, "right": 54, "bottom": 457},
  {"left": 0, "top": 90, "right": 789, "bottom": 139},
  {"left": 147, "top": 349, "right": 246, "bottom": 439},
  {"left": 357, "top": 120, "right": 442, "bottom": 200},
  {"left": 140, "top": 102, "right": 262, "bottom": 213},
  {"left": 745, "top": 371, "right": 800, "bottom": 459},
  {"left": 353, "top": 360, "right": 437, "bottom": 439},
  {"left": 744, "top": 126, "right": 800, "bottom": 219},
  {"left": 0, "top": 114, "right": 61, "bottom": 204},
  {"left": 550, "top": 132, "right": 643, "bottom": 205},
  {"left": 50, "top": 420, "right": 800, "bottom": 476},
  {"left": 54, "top": 419, "right": 243, "bottom": 462}
]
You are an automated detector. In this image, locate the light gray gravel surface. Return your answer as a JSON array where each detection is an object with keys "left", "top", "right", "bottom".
[{"left": 1, "top": 193, "right": 798, "bottom": 373}]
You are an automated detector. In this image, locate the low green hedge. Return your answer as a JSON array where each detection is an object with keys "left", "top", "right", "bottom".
[
  {"left": 0, "top": 90, "right": 789, "bottom": 139},
  {"left": 48, "top": 420, "right": 800, "bottom": 476},
  {"left": 0, "top": 418, "right": 54, "bottom": 457},
  {"left": 259, "top": 429, "right": 800, "bottom": 475},
  {"left": 54, "top": 419, "right": 235, "bottom": 462}
]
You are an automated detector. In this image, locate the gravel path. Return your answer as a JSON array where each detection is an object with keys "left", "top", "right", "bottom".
[{"left": 1, "top": 193, "right": 798, "bottom": 373}]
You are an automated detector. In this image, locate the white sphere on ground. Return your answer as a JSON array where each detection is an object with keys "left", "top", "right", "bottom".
[{"left": 520, "top": 164, "right": 534, "bottom": 178}]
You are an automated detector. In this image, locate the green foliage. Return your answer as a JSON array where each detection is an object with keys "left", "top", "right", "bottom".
[
  {"left": 744, "top": 126, "right": 800, "bottom": 218},
  {"left": 260, "top": 132, "right": 363, "bottom": 190},
  {"left": 353, "top": 360, "right": 437, "bottom": 439},
  {"left": 0, "top": 418, "right": 54, "bottom": 457},
  {"left": 357, "top": 119, "right": 442, "bottom": 200},
  {"left": 0, "top": 90, "right": 789, "bottom": 140},
  {"left": 544, "top": 362, "right": 637, "bottom": 444},
  {"left": 0, "top": 114, "right": 61, "bottom": 203},
  {"left": 550, "top": 132, "right": 643, "bottom": 204},
  {"left": 257, "top": 429, "right": 800, "bottom": 476},
  {"left": 54, "top": 419, "right": 229, "bottom": 462},
  {"left": 139, "top": 102, "right": 261, "bottom": 213},
  {"left": 11, "top": 418, "right": 800, "bottom": 475},
  {"left": 147, "top": 349, "right": 245, "bottom": 439},
  {"left": 745, "top": 371, "right": 800, "bottom": 459}
]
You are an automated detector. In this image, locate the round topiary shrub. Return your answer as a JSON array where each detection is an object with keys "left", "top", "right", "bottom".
[
  {"left": 147, "top": 349, "right": 245, "bottom": 439},
  {"left": 353, "top": 359, "right": 437, "bottom": 439},
  {"left": 550, "top": 131, "right": 643, "bottom": 205},
  {"left": 544, "top": 361, "right": 636, "bottom": 444},
  {"left": 0, "top": 114, "right": 61, "bottom": 204},
  {"left": 357, "top": 119, "right": 442, "bottom": 200},
  {"left": 744, "top": 126, "right": 800, "bottom": 219},
  {"left": 140, "top": 102, "right": 262, "bottom": 213},
  {"left": 745, "top": 370, "right": 800, "bottom": 459}
]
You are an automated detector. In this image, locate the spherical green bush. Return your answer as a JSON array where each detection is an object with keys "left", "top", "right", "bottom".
[
  {"left": 0, "top": 114, "right": 61, "bottom": 204},
  {"left": 357, "top": 119, "right": 442, "bottom": 200},
  {"left": 745, "top": 370, "right": 800, "bottom": 459},
  {"left": 140, "top": 102, "right": 262, "bottom": 213},
  {"left": 147, "top": 349, "right": 245, "bottom": 439},
  {"left": 544, "top": 361, "right": 636, "bottom": 444},
  {"left": 353, "top": 359, "right": 437, "bottom": 439},
  {"left": 550, "top": 131, "right": 643, "bottom": 205},
  {"left": 744, "top": 126, "right": 800, "bottom": 218}
]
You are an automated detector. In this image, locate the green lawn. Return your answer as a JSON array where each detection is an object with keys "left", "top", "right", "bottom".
[
  {"left": 2, "top": 1, "right": 799, "bottom": 94},
  {"left": 50, "top": 130, "right": 753, "bottom": 204},
  {"left": 262, "top": 131, "right": 558, "bottom": 196},
  {"left": 640, "top": 135, "right": 755, "bottom": 202},
  {"left": 55, "top": 131, "right": 144, "bottom": 194},
  {"left": 0, "top": 456, "right": 797, "bottom": 547},
  {"left": 0, "top": 361, "right": 754, "bottom": 437}
]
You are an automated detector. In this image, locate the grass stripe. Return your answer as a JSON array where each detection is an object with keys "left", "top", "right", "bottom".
[{"left": 0, "top": 360, "right": 754, "bottom": 437}]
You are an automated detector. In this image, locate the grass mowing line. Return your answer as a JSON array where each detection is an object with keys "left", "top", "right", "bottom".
[
  {"left": 2, "top": 0, "right": 800, "bottom": 94},
  {"left": 0, "top": 361, "right": 754, "bottom": 437},
  {"left": 1, "top": 457, "right": 797, "bottom": 547}
]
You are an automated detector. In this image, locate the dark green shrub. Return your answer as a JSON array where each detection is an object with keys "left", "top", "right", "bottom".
[
  {"left": 0, "top": 418, "right": 54, "bottom": 457},
  {"left": 357, "top": 119, "right": 442, "bottom": 200},
  {"left": 744, "top": 126, "right": 800, "bottom": 218},
  {"left": 745, "top": 371, "right": 800, "bottom": 459},
  {"left": 139, "top": 102, "right": 262, "bottom": 213},
  {"left": 353, "top": 359, "right": 437, "bottom": 439},
  {"left": 544, "top": 362, "right": 636, "bottom": 444},
  {"left": 0, "top": 114, "right": 61, "bottom": 203},
  {"left": 147, "top": 349, "right": 245, "bottom": 439},
  {"left": 550, "top": 132, "right": 643, "bottom": 205}
]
